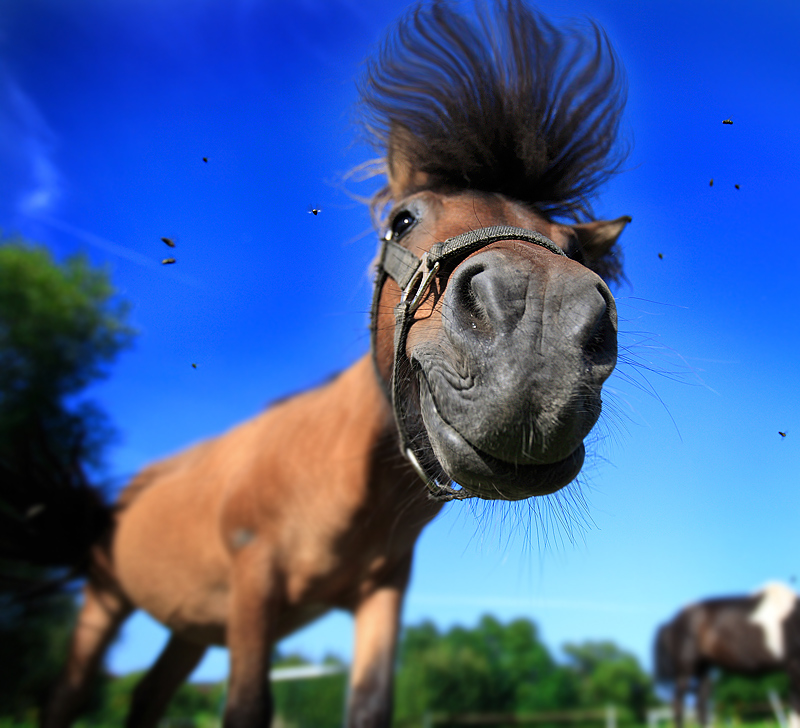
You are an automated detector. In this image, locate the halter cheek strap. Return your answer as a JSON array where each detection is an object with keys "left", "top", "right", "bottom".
[{"left": 370, "top": 225, "right": 567, "bottom": 501}]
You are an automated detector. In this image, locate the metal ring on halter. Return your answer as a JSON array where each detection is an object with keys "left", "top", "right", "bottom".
[
  {"left": 401, "top": 255, "right": 441, "bottom": 314},
  {"left": 404, "top": 447, "right": 473, "bottom": 501}
]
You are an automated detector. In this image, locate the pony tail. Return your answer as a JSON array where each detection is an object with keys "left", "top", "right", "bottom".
[{"left": 0, "top": 424, "right": 112, "bottom": 600}]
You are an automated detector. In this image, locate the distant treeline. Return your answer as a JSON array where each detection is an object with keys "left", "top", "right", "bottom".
[
  {"left": 393, "top": 615, "right": 653, "bottom": 726},
  {"left": 2, "top": 613, "right": 783, "bottom": 728}
]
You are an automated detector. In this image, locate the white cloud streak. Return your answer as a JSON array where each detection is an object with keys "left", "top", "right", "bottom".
[
  {"left": 31, "top": 213, "right": 159, "bottom": 268},
  {"left": 0, "top": 64, "right": 62, "bottom": 216},
  {"left": 30, "top": 213, "right": 207, "bottom": 290}
]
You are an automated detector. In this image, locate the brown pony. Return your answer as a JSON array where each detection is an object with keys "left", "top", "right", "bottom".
[
  {"left": 654, "top": 583, "right": 800, "bottom": 728},
  {"left": 31, "top": 1, "right": 631, "bottom": 726}
]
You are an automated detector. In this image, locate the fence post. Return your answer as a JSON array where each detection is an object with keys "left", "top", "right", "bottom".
[
  {"left": 606, "top": 704, "right": 617, "bottom": 728},
  {"left": 769, "top": 689, "right": 787, "bottom": 728}
]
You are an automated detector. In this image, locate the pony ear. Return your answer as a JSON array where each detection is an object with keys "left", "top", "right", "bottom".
[
  {"left": 386, "top": 124, "right": 431, "bottom": 200},
  {"left": 569, "top": 215, "right": 632, "bottom": 285}
]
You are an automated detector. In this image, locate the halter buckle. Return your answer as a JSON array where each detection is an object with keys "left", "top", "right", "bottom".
[{"left": 401, "top": 254, "right": 440, "bottom": 314}]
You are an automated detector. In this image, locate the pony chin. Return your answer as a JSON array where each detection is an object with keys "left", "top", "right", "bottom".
[{"left": 418, "top": 377, "right": 585, "bottom": 500}]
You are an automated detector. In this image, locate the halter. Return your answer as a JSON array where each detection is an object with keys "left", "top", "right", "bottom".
[{"left": 370, "top": 225, "right": 567, "bottom": 501}]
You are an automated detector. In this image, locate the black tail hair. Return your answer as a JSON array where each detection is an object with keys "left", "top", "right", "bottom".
[{"left": 0, "top": 423, "right": 112, "bottom": 600}]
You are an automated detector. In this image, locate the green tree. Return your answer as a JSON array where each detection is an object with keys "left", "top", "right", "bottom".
[
  {"left": 0, "top": 235, "right": 135, "bottom": 719},
  {"left": 393, "top": 617, "right": 659, "bottom": 726},
  {"left": 393, "top": 615, "right": 578, "bottom": 725},
  {"left": 270, "top": 652, "right": 347, "bottom": 728},
  {"left": 165, "top": 680, "right": 226, "bottom": 724},
  {"left": 72, "top": 671, "right": 225, "bottom": 727},
  {"left": 715, "top": 670, "right": 789, "bottom": 720},
  {"left": 562, "top": 640, "right": 654, "bottom": 719},
  {"left": 0, "top": 593, "right": 76, "bottom": 722},
  {"left": 0, "top": 237, "right": 133, "bottom": 466}
]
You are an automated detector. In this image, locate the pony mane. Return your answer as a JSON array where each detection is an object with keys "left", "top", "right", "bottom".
[{"left": 358, "top": 0, "right": 629, "bottom": 223}]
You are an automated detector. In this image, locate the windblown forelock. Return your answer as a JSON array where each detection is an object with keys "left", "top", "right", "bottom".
[{"left": 357, "top": 0, "right": 629, "bottom": 223}]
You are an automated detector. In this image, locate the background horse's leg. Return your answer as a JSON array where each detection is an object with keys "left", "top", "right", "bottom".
[
  {"left": 787, "top": 612, "right": 800, "bottom": 728},
  {"left": 787, "top": 655, "right": 800, "bottom": 728},
  {"left": 673, "top": 676, "right": 688, "bottom": 728},
  {"left": 223, "top": 548, "right": 279, "bottom": 728},
  {"left": 697, "top": 669, "right": 713, "bottom": 728},
  {"left": 40, "top": 581, "right": 132, "bottom": 728},
  {"left": 346, "top": 558, "right": 412, "bottom": 728},
  {"left": 125, "top": 634, "right": 207, "bottom": 728}
]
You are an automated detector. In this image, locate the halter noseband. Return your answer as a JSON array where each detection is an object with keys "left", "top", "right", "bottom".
[{"left": 370, "top": 225, "right": 567, "bottom": 502}]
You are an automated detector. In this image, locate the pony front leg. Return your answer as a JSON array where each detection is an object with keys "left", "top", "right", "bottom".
[
  {"left": 347, "top": 560, "right": 411, "bottom": 728},
  {"left": 224, "top": 548, "right": 280, "bottom": 728},
  {"left": 126, "top": 635, "right": 207, "bottom": 728}
]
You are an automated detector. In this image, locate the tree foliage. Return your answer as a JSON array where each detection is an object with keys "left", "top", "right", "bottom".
[
  {"left": 562, "top": 641, "right": 653, "bottom": 720},
  {"left": 0, "top": 237, "right": 135, "bottom": 571},
  {"left": 715, "top": 670, "right": 790, "bottom": 717},
  {"left": 393, "top": 616, "right": 654, "bottom": 726},
  {"left": 0, "top": 592, "right": 76, "bottom": 719},
  {"left": 0, "top": 236, "right": 134, "bottom": 719},
  {"left": 270, "top": 652, "right": 348, "bottom": 728},
  {"left": 1, "top": 610, "right": 664, "bottom": 725},
  {"left": 77, "top": 671, "right": 225, "bottom": 727},
  {"left": 0, "top": 237, "right": 134, "bottom": 468}
]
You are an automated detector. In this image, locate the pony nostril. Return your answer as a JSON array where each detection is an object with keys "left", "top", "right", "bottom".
[
  {"left": 584, "top": 311, "right": 615, "bottom": 365},
  {"left": 449, "top": 254, "right": 528, "bottom": 336},
  {"left": 465, "top": 280, "right": 487, "bottom": 330},
  {"left": 582, "top": 284, "right": 618, "bottom": 373},
  {"left": 451, "top": 261, "right": 490, "bottom": 332}
]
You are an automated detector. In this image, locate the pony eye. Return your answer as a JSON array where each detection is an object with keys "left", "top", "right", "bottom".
[{"left": 389, "top": 210, "right": 416, "bottom": 240}]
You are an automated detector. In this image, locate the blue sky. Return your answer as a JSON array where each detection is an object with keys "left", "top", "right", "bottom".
[{"left": 1, "top": 0, "right": 799, "bottom": 683}]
